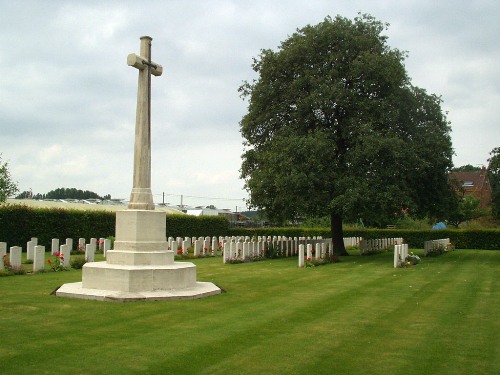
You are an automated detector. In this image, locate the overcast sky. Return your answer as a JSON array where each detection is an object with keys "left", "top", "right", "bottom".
[{"left": 1, "top": 0, "right": 498, "bottom": 209}]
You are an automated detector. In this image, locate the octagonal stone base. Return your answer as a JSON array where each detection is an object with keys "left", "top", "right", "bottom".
[
  {"left": 56, "top": 280, "right": 221, "bottom": 302},
  {"left": 82, "top": 261, "right": 197, "bottom": 292}
]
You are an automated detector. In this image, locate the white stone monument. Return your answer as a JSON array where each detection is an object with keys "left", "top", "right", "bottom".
[{"left": 57, "top": 36, "right": 220, "bottom": 301}]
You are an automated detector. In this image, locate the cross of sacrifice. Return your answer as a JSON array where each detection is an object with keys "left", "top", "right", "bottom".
[{"left": 127, "top": 36, "right": 163, "bottom": 210}]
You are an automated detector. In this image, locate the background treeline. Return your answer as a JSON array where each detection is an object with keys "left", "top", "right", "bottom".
[
  {"left": 16, "top": 187, "right": 111, "bottom": 200},
  {"left": 0, "top": 205, "right": 498, "bottom": 250}
]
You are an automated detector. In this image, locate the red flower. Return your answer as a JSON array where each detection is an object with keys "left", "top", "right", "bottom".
[
  {"left": 47, "top": 259, "right": 51, "bottom": 263},
  {"left": 307, "top": 257, "right": 312, "bottom": 262},
  {"left": 2, "top": 254, "right": 7, "bottom": 259},
  {"left": 204, "top": 247, "right": 208, "bottom": 251},
  {"left": 54, "top": 251, "right": 60, "bottom": 257},
  {"left": 177, "top": 249, "right": 183, "bottom": 254},
  {"left": 5, "top": 260, "right": 10, "bottom": 266}
]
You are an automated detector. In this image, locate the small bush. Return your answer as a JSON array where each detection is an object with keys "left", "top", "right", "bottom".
[
  {"left": 70, "top": 256, "right": 86, "bottom": 269},
  {"left": 397, "top": 252, "right": 421, "bottom": 268},
  {"left": 305, "top": 252, "right": 340, "bottom": 267},
  {"left": 3, "top": 266, "right": 27, "bottom": 276},
  {"left": 225, "top": 255, "right": 266, "bottom": 264},
  {"left": 425, "top": 243, "right": 455, "bottom": 257}
]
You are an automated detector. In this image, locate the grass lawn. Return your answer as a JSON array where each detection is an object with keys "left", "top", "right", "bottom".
[{"left": 0, "top": 249, "right": 498, "bottom": 374}]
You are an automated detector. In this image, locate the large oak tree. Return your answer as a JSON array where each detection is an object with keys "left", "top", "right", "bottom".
[{"left": 239, "top": 14, "right": 453, "bottom": 255}]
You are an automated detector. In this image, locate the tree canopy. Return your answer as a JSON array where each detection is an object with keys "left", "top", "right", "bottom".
[
  {"left": 16, "top": 187, "right": 110, "bottom": 200},
  {"left": 239, "top": 14, "right": 453, "bottom": 255},
  {"left": 0, "top": 154, "right": 18, "bottom": 203},
  {"left": 451, "top": 164, "right": 481, "bottom": 172}
]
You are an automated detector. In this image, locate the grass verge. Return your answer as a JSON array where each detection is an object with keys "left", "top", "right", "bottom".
[{"left": 0, "top": 250, "right": 498, "bottom": 374}]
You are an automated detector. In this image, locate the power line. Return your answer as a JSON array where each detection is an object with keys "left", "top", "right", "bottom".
[{"left": 153, "top": 193, "right": 246, "bottom": 202}]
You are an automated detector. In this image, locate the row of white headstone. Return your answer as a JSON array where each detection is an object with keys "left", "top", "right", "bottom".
[
  {"left": 297, "top": 243, "right": 333, "bottom": 267},
  {"left": 359, "top": 238, "right": 404, "bottom": 255},
  {"left": 221, "top": 236, "right": 334, "bottom": 263},
  {"left": 168, "top": 236, "right": 220, "bottom": 256},
  {"left": 169, "top": 235, "right": 336, "bottom": 262},
  {"left": 0, "top": 237, "right": 112, "bottom": 273},
  {"left": 423, "top": 238, "right": 451, "bottom": 256},
  {"left": 344, "top": 237, "right": 363, "bottom": 247}
]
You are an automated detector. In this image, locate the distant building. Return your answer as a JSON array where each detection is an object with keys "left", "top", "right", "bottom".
[
  {"left": 449, "top": 166, "right": 492, "bottom": 208},
  {"left": 184, "top": 206, "right": 252, "bottom": 226}
]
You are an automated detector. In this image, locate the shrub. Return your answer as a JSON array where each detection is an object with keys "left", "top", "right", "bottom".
[
  {"left": 47, "top": 252, "right": 67, "bottom": 272},
  {"left": 305, "top": 252, "right": 340, "bottom": 267},
  {"left": 425, "top": 243, "right": 455, "bottom": 257},
  {"left": 1, "top": 266, "right": 26, "bottom": 276},
  {"left": 70, "top": 256, "right": 86, "bottom": 269}
]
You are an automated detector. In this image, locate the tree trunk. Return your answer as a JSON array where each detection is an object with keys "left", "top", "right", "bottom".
[{"left": 331, "top": 212, "right": 348, "bottom": 256}]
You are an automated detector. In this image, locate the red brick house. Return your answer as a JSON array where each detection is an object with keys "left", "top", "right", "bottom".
[{"left": 449, "top": 167, "right": 492, "bottom": 208}]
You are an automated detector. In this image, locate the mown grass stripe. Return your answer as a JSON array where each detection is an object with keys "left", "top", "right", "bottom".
[{"left": 0, "top": 250, "right": 498, "bottom": 374}]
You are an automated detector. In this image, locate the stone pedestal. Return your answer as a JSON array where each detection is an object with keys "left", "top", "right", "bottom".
[{"left": 56, "top": 210, "right": 221, "bottom": 301}]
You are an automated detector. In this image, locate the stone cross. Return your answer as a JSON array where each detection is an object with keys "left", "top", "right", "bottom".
[{"left": 127, "top": 36, "right": 163, "bottom": 210}]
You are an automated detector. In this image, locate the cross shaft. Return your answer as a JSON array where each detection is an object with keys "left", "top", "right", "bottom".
[{"left": 127, "top": 36, "right": 163, "bottom": 210}]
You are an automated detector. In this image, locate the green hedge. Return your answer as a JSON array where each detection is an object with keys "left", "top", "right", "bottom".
[
  {"left": 1, "top": 205, "right": 498, "bottom": 250},
  {"left": 228, "top": 227, "right": 500, "bottom": 250},
  {"left": 165, "top": 215, "right": 229, "bottom": 238},
  {"left": 0, "top": 205, "right": 230, "bottom": 249},
  {"left": 0, "top": 205, "right": 115, "bottom": 249}
]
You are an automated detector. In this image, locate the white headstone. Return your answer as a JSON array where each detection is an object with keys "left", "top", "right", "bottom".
[
  {"left": 0, "top": 242, "right": 6, "bottom": 268},
  {"left": 103, "top": 239, "right": 111, "bottom": 257},
  {"left": 0, "top": 242, "right": 6, "bottom": 255},
  {"left": 306, "top": 244, "right": 313, "bottom": 260},
  {"left": 86, "top": 244, "right": 95, "bottom": 262},
  {"left": 78, "top": 238, "right": 86, "bottom": 251},
  {"left": 194, "top": 240, "right": 201, "bottom": 257},
  {"left": 242, "top": 242, "right": 248, "bottom": 260},
  {"left": 394, "top": 244, "right": 402, "bottom": 268},
  {"left": 230, "top": 242, "right": 237, "bottom": 259},
  {"left": 33, "top": 245, "right": 45, "bottom": 273},
  {"left": 60, "top": 244, "right": 71, "bottom": 268},
  {"left": 298, "top": 244, "right": 305, "bottom": 267},
  {"left": 65, "top": 238, "right": 73, "bottom": 253},
  {"left": 212, "top": 237, "right": 217, "bottom": 256},
  {"left": 182, "top": 240, "right": 190, "bottom": 255},
  {"left": 51, "top": 238, "right": 60, "bottom": 255},
  {"left": 10, "top": 246, "right": 22, "bottom": 268},
  {"left": 223, "top": 242, "right": 230, "bottom": 263},
  {"left": 27, "top": 240, "right": 35, "bottom": 261},
  {"left": 171, "top": 240, "right": 178, "bottom": 254}
]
